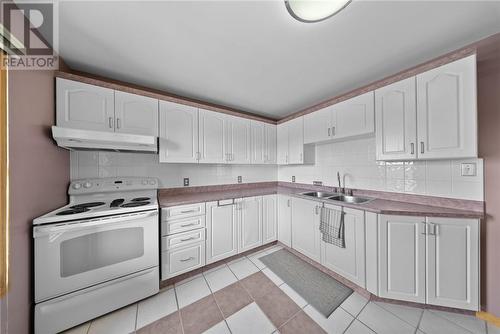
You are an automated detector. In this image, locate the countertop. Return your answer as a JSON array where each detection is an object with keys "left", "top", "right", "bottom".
[{"left": 158, "top": 183, "right": 484, "bottom": 219}]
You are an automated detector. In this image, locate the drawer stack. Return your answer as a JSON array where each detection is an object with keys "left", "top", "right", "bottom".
[{"left": 161, "top": 203, "right": 206, "bottom": 280}]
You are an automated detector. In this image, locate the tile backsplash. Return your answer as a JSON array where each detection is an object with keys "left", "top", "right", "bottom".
[
  {"left": 278, "top": 137, "right": 484, "bottom": 201},
  {"left": 71, "top": 136, "right": 484, "bottom": 201},
  {"left": 70, "top": 151, "right": 278, "bottom": 188}
]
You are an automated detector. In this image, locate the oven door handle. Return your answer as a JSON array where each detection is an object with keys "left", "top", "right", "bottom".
[{"left": 33, "top": 210, "right": 158, "bottom": 238}]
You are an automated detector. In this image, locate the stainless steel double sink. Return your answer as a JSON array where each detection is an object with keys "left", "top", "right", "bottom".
[{"left": 299, "top": 191, "right": 374, "bottom": 204}]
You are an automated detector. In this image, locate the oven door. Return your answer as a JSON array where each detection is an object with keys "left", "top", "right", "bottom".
[{"left": 34, "top": 210, "right": 159, "bottom": 303}]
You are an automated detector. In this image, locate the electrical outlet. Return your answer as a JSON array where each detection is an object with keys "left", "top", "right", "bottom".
[
  {"left": 313, "top": 181, "right": 323, "bottom": 186},
  {"left": 461, "top": 163, "right": 477, "bottom": 176},
  {"left": 292, "top": 176, "right": 296, "bottom": 183},
  {"left": 237, "top": 176, "right": 242, "bottom": 183},
  {"left": 183, "top": 178, "right": 189, "bottom": 186}
]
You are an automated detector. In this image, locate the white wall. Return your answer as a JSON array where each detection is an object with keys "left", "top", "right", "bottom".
[
  {"left": 70, "top": 151, "right": 277, "bottom": 188},
  {"left": 278, "top": 137, "right": 484, "bottom": 201}
]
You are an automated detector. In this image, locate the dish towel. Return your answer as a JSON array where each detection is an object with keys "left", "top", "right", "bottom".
[{"left": 320, "top": 207, "right": 346, "bottom": 248}]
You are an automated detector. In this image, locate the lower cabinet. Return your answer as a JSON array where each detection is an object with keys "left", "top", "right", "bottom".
[
  {"left": 278, "top": 195, "right": 292, "bottom": 247},
  {"left": 206, "top": 200, "right": 238, "bottom": 264},
  {"left": 237, "top": 196, "right": 263, "bottom": 253},
  {"left": 321, "top": 205, "right": 366, "bottom": 288},
  {"left": 426, "top": 217, "right": 479, "bottom": 310},
  {"left": 378, "top": 215, "right": 426, "bottom": 303},
  {"left": 263, "top": 195, "right": 278, "bottom": 244},
  {"left": 378, "top": 215, "right": 480, "bottom": 311},
  {"left": 291, "top": 197, "right": 321, "bottom": 262},
  {"left": 162, "top": 242, "right": 205, "bottom": 280}
]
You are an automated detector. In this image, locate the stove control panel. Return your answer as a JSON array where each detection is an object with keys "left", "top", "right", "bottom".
[{"left": 69, "top": 177, "right": 159, "bottom": 195}]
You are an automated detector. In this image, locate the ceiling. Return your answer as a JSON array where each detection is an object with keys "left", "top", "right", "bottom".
[{"left": 56, "top": 1, "right": 500, "bottom": 119}]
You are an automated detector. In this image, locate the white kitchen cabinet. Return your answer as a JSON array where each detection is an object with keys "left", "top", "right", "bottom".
[
  {"left": 304, "top": 107, "right": 333, "bottom": 144},
  {"left": 226, "top": 116, "right": 251, "bottom": 164},
  {"left": 321, "top": 205, "right": 366, "bottom": 288},
  {"left": 114, "top": 91, "right": 158, "bottom": 136},
  {"left": 426, "top": 217, "right": 479, "bottom": 310},
  {"left": 199, "top": 109, "right": 227, "bottom": 163},
  {"left": 332, "top": 91, "right": 375, "bottom": 140},
  {"left": 159, "top": 101, "right": 199, "bottom": 163},
  {"left": 206, "top": 200, "right": 238, "bottom": 263},
  {"left": 375, "top": 77, "right": 417, "bottom": 161},
  {"left": 288, "top": 117, "right": 305, "bottom": 164},
  {"left": 56, "top": 78, "right": 115, "bottom": 132},
  {"left": 378, "top": 215, "right": 426, "bottom": 303},
  {"left": 262, "top": 195, "right": 278, "bottom": 244},
  {"left": 277, "top": 123, "right": 289, "bottom": 164},
  {"left": 291, "top": 197, "right": 321, "bottom": 262},
  {"left": 237, "top": 196, "right": 263, "bottom": 253},
  {"left": 416, "top": 54, "right": 477, "bottom": 159},
  {"left": 162, "top": 242, "right": 206, "bottom": 280},
  {"left": 264, "top": 124, "right": 277, "bottom": 164},
  {"left": 278, "top": 195, "right": 292, "bottom": 247},
  {"left": 251, "top": 121, "right": 266, "bottom": 164}
]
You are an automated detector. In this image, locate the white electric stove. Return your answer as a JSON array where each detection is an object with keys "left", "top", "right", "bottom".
[{"left": 33, "top": 177, "right": 160, "bottom": 334}]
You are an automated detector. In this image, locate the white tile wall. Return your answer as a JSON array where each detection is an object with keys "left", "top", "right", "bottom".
[
  {"left": 71, "top": 136, "right": 484, "bottom": 201},
  {"left": 70, "top": 151, "right": 277, "bottom": 188},
  {"left": 278, "top": 137, "right": 484, "bottom": 201}
]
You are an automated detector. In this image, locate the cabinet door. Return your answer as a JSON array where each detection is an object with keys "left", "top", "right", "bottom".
[
  {"left": 56, "top": 78, "right": 115, "bottom": 132},
  {"left": 426, "top": 217, "right": 479, "bottom": 310},
  {"left": 251, "top": 121, "right": 266, "bottom": 164},
  {"left": 206, "top": 201, "right": 238, "bottom": 263},
  {"left": 263, "top": 195, "right": 277, "bottom": 244},
  {"left": 264, "top": 124, "right": 277, "bottom": 164},
  {"left": 287, "top": 117, "right": 304, "bottom": 164},
  {"left": 304, "top": 107, "right": 333, "bottom": 144},
  {"left": 375, "top": 77, "right": 417, "bottom": 161},
  {"left": 199, "top": 109, "right": 227, "bottom": 164},
  {"left": 321, "top": 206, "right": 366, "bottom": 288},
  {"left": 291, "top": 198, "right": 321, "bottom": 262},
  {"left": 277, "top": 123, "right": 289, "bottom": 165},
  {"left": 159, "top": 101, "right": 199, "bottom": 163},
  {"left": 278, "top": 195, "right": 292, "bottom": 247},
  {"left": 227, "top": 116, "right": 251, "bottom": 164},
  {"left": 333, "top": 91, "right": 375, "bottom": 140},
  {"left": 238, "top": 197, "right": 263, "bottom": 252},
  {"left": 114, "top": 91, "right": 158, "bottom": 136},
  {"left": 378, "top": 215, "right": 426, "bottom": 303},
  {"left": 417, "top": 55, "right": 477, "bottom": 159}
]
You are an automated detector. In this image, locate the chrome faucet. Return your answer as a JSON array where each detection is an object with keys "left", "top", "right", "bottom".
[{"left": 337, "top": 172, "right": 344, "bottom": 194}]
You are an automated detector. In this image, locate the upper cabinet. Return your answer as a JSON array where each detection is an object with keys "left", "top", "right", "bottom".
[
  {"left": 376, "top": 54, "right": 477, "bottom": 161},
  {"left": 278, "top": 116, "right": 314, "bottom": 165},
  {"left": 199, "top": 109, "right": 227, "bottom": 163},
  {"left": 304, "top": 92, "right": 375, "bottom": 144},
  {"left": 56, "top": 78, "right": 115, "bottom": 132},
  {"left": 226, "top": 115, "right": 251, "bottom": 164},
  {"left": 251, "top": 121, "right": 266, "bottom": 164},
  {"left": 114, "top": 91, "right": 158, "bottom": 136},
  {"left": 56, "top": 78, "right": 158, "bottom": 136},
  {"left": 159, "top": 101, "right": 199, "bottom": 163},
  {"left": 264, "top": 124, "right": 277, "bottom": 164}
]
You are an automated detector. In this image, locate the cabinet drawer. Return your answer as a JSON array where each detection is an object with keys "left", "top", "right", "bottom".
[
  {"left": 162, "top": 203, "right": 206, "bottom": 221},
  {"left": 161, "top": 228, "right": 206, "bottom": 251},
  {"left": 161, "top": 215, "right": 206, "bottom": 236},
  {"left": 161, "top": 242, "right": 205, "bottom": 280}
]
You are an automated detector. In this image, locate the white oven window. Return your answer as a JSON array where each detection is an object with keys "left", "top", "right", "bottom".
[{"left": 60, "top": 227, "right": 144, "bottom": 277}]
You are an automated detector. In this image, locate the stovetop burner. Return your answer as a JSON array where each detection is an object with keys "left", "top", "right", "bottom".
[
  {"left": 56, "top": 208, "right": 90, "bottom": 215},
  {"left": 121, "top": 201, "right": 151, "bottom": 208},
  {"left": 70, "top": 202, "right": 106, "bottom": 209},
  {"left": 131, "top": 197, "right": 150, "bottom": 202}
]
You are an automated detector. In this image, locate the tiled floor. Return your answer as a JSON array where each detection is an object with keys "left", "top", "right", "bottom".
[{"left": 62, "top": 245, "right": 497, "bottom": 334}]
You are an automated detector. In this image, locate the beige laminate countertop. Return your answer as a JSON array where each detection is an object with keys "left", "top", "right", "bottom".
[{"left": 158, "top": 185, "right": 484, "bottom": 219}]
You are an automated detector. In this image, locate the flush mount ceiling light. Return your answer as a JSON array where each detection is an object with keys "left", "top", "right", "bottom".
[{"left": 285, "top": 0, "right": 351, "bottom": 23}]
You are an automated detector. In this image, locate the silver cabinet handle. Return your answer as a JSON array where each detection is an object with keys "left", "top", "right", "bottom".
[
  {"left": 196, "top": 152, "right": 201, "bottom": 160},
  {"left": 411, "top": 143, "right": 415, "bottom": 155},
  {"left": 108, "top": 117, "right": 114, "bottom": 129},
  {"left": 332, "top": 126, "right": 336, "bottom": 136},
  {"left": 420, "top": 142, "right": 425, "bottom": 154},
  {"left": 285, "top": 155, "right": 288, "bottom": 164},
  {"left": 180, "top": 257, "right": 194, "bottom": 262},
  {"left": 180, "top": 210, "right": 197, "bottom": 214},
  {"left": 116, "top": 118, "right": 121, "bottom": 129},
  {"left": 421, "top": 221, "right": 427, "bottom": 235},
  {"left": 180, "top": 222, "right": 196, "bottom": 227},
  {"left": 180, "top": 237, "right": 196, "bottom": 242},
  {"left": 328, "top": 128, "right": 331, "bottom": 137},
  {"left": 314, "top": 205, "right": 320, "bottom": 215},
  {"left": 300, "top": 153, "right": 303, "bottom": 162},
  {"left": 287, "top": 199, "right": 291, "bottom": 207},
  {"left": 428, "top": 223, "right": 436, "bottom": 236}
]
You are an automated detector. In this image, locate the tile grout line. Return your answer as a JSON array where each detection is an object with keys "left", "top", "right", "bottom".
[
  {"left": 415, "top": 307, "right": 426, "bottom": 334},
  {"left": 373, "top": 301, "right": 424, "bottom": 330},
  {"left": 427, "top": 309, "right": 477, "bottom": 334},
  {"left": 201, "top": 270, "right": 233, "bottom": 334},
  {"left": 173, "top": 285, "right": 186, "bottom": 334},
  {"left": 134, "top": 303, "right": 138, "bottom": 332}
]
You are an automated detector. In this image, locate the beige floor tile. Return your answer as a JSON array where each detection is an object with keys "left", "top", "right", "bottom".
[
  {"left": 213, "top": 281, "right": 253, "bottom": 318},
  {"left": 180, "top": 294, "right": 224, "bottom": 334}
]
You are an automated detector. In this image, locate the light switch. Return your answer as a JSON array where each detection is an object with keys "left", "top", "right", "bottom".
[{"left": 461, "top": 163, "right": 476, "bottom": 176}]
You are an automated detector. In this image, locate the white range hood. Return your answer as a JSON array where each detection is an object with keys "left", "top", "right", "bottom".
[{"left": 51, "top": 126, "right": 158, "bottom": 153}]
